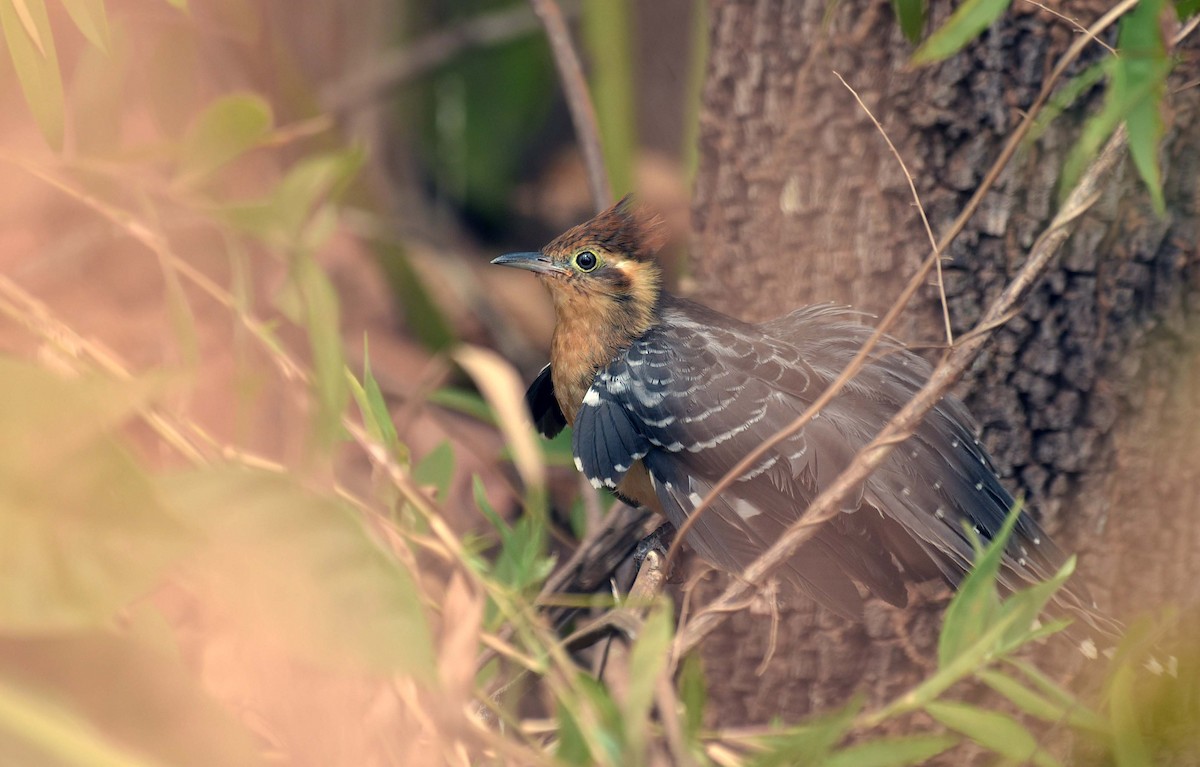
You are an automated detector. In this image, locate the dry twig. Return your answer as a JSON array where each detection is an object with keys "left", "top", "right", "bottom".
[{"left": 530, "top": 0, "right": 612, "bottom": 211}]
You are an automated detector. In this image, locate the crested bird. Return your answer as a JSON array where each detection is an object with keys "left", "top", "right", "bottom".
[{"left": 492, "top": 195, "right": 1116, "bottom": 639}]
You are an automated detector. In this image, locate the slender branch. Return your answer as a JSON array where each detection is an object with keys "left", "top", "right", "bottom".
[
  {"left": 672, "top": 125, "right": 1130, "bottom": 661},
  {"left": 530, "top": 0, "right": 612, "bottom": 211},
  {"left": 832, "top": 71, "right": 952, "bottom": 345}
]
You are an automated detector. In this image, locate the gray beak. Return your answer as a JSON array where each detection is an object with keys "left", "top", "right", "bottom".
[{"left": 490, "top": 251, "right": 566, "bottom": 275}]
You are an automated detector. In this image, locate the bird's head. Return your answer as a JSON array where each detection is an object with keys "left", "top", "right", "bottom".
[{"left": 491, "top": 195, "right": 665, "bottom": 317}]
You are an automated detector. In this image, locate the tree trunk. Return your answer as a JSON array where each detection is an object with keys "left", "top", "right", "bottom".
[{"left": 686, "top": 0, "right": 1200, "bottom": 726}]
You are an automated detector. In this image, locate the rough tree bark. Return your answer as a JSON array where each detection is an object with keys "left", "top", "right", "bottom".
[{"left": 686, "top": 0, "right": 1200, "bottom": 726}]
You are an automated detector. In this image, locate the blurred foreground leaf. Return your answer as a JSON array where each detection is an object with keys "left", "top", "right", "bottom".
[
  {"left": 175, "top": 92, "right": 273, "bottom": 187},
  {"left": 159, "top": 467, "right": 434, "bottom": 675},
  {"left": 294, "top": 254, "right": 348, "bottom": 447},
  {"left": 59, "top": 0, "right": 109, "bottom": 53},
  {"left": 926, "top": 700, "right": 1059, "bottom": 767},
  {"left": 0, "top": 0, "right": 64, "bottom": 148},
  {"left": 0, "top": 633, "right": 261, "bottom": 767},
  {"left": 825, "top": 734, "right": 958, "bottom": 767},
  {"left": 455, "top": 345, "right": 546, "bottom": 499},
  {"left": 749, "top": 697, "right": 861, "bottom": 767},
  {"left": 221, "top": 148, "right": 364, "bottom": 246},
  {"left": 625, "top": 602, "right": 673, "bottom": 756},
  {"left": 0, "top": 360, "right": 190, "bottom": 632},
  {"left": 413, "top": 440, "right": 455, "bottom": 502},
  {"left": 348, "top": 335, "right": 401, "bottom": 460}
]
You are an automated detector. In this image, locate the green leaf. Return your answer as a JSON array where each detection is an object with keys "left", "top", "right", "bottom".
[
  {"left": 427, "top": 387, "right": 494, "bottom": 424},
  {"left": 1027, "top": 61, "right": 1108, "bottom": 146},
  {"left": 1104, "top": 628, "right": 1152, "bottom": 767},
  {"left": 158, "top": 466, "right": 434, "bottom": 675},
  {"left": 978, "top": 669, "right": 1108, "bottom": 734},
  {"left": 175, "top": 92, "right": 273, "bottom": 186},
  {"left": 1006, "top": 657, "right": 1091, "bottom": 711},
  {"left": 891, "top": 0, "right": 926, "bottom": 44},
  {"left": 1060, "top": 0, "right": 1170, "bottom": 210},
  {"left": 58, "top": 0, "right": 109, "bottom": 52},
  {"left": 926, "top": 701, "right": 1060, "bottom": 767},
  {"left": 1119, "top": 0, "right": 1169, "bottom": 216},
  {"left": 1124, "top": 74, "right": 1167, "bottom": 216},
  {"left": 555, "top": 700, "right": 592, "bottom": 765},
  {"left": 347, "top": 335, "right": 400, "bottom": 460},
  {"left": 825, "top": 735, "right": 959, "bottom": 767},
  {"left": 938, "top": 501, "right": 1023, "bottom": 665},
  {"left": 750, "top": 698, "right": 862, "bottom": 767},
  {"left": 0, "top": 0, "right": 64, "bottom": 149},
  {"left": 678, "top": 652, "right": 707, "bottom": 741},
  {"left": 625, "top": 602, "right": 673, "bottom": 756},
  {"left": 0, "top": 361, "right": 191, "bottom": 632},
  {"left": 473, "top": 476, "right": 553, "bottom": 599},
  {"left": 223, "top": 148, "right": 363, "bottom": 246},
  {"left": 878, "top": 605, "right": 1026, "bottom": 720},
  {"left": 413, "top": 441, "right": 455, "bottom": 501},
  {"left": 994, "top": 556, "right": 1075, "bottom": 653},
  {"left": 1177, "top": 0, "right": 1200, "bottom": 19},
  {"left": 270, "top": 148, "right": 363, "bottom": 239},
  {"left": 912, "top": 0, "right": 1012, "bottom": 65},
  {"left": 293, "top": 255, "right": 347, "bottom": 447},
  {"left": 0, "top": 633, "right": 261, "bottom": 766},
  {"left": 1109, "top": 659, "right": 1153, "bottom": 767}
]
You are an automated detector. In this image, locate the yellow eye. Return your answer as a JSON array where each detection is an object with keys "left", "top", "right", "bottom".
[{"left": 573, "top": 250, "right": 599, "bottom": 272}]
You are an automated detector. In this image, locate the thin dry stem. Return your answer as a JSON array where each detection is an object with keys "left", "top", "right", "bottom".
[
  {"left": 1021, "top": 0, "right": 1116, "bottom": 54},
  {"left": 529, "top": 0, "right": 612, "bottom": 211},
  {"left": 833, "top": 70, "right": 952, "bottom": 344}
]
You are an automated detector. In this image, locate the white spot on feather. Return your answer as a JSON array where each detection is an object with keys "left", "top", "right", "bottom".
[
  {"left": 583, "top": 389, "right": 601, "bottom": 407},
  {"left": 733, "top": 498, "right": 761, "bottom": 520},
  {"left": 573, "top": 456, "right": 584, "bottom": 472}
]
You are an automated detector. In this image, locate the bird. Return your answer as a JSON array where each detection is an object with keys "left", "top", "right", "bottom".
[{"left": 492, "top": 195, "right": 1116, "bottom": 639}]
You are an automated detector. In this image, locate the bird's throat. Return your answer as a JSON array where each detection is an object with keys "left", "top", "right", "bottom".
[{"left": 548, "top": 286, "right": 656, "bottom": 425}]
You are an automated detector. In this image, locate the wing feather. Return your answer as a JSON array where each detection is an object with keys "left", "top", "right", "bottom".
[{"left": 568, "top": 296, "right": 1095, "bottom": 628}]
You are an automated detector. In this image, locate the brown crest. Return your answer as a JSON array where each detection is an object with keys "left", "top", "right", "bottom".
[{"left": 545, "top": 194, "right": 667, "bottom": 262}]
